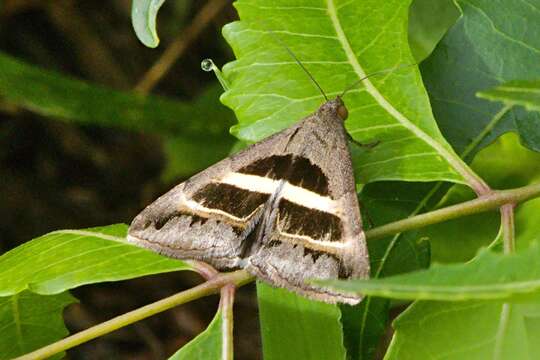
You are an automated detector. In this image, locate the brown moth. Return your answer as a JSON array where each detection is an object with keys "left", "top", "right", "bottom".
[{"left": 127, "top": 94, "right": 369, "bottom": 305}]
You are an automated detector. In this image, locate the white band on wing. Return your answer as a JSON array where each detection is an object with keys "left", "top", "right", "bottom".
[{"left": 220, "top": 172, "right": 339, "bottom": 215}]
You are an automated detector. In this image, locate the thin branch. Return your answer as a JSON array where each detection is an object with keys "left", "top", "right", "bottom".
[
  {"left": 47, "top": 1, "right": 130, "bottom": 88},
  {"left": 185, "top": 260, "right": 219, "bottom": 280},
  {"left": 220, "top": 284, "right": 235, "bottom": 360},
  {"left": 13, "top": 270, "right": 254, "bottom": 360},
  {"left": 365, "top": 183, "right": 540, "bottom": 240},
  {"left": 500, "top": 204, "right": 516, "bottom": 253},
  {"left": 135, "top": 0, "right": 230, "bottom": 94}
]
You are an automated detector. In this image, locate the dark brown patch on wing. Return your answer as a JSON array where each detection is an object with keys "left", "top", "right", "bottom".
[
  {"left": 266, "top": 239, "right": 347, "bottom": 277},
  {"left": 278, "top": 199, "right": 342, "bottom": 242},
  {"left": 288, "top": 157, "right": 329, "bottom": 196},
  {"left": 302, "top": 247, "right": 340, "bottom": 262},
  {"left": 238, "top": 154, "right": 293, "bottom": 180},
  {"left": 143, "top": 211, "right": 248, "bottom": 235},
  {"left": 192, "top": 183, "right": 269, "bottom": 218},
  {"left": 238, "top": 155, "right": 329, "bottom": 196}
]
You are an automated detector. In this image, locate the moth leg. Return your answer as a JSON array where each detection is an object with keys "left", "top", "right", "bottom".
[
  {"left": 360, "top": 203, "right": 375, "bottom": 229},
  {"left": 347, "top": 133, "right": 380, "bottom": 149}
]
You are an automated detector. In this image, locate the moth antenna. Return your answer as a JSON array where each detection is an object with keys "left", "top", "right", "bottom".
[
  {"left": 340, "top": 63, "right": 418, "bottom": 98},
  {"left": 264, "top": 29, "right": 329, "bottom": 101}
]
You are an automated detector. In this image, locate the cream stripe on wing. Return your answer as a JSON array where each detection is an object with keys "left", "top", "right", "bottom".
[
  {"left": 220, "top": 172, "right": 339, "bottom": 214},
  {"left": 277, "top": 231, "right": 348, "bottom": 253},
  {"left": 221, "top": 172, "right": 278, "bottom": 194}
]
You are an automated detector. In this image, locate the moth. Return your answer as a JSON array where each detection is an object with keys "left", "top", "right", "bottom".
[{"left": 128, "top": 55, "right": 373, "bottom": 305}]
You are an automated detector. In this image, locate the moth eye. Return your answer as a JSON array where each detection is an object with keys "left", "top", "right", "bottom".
[{"left": 337, "top": 105, "right": 348, "bottom": 120}]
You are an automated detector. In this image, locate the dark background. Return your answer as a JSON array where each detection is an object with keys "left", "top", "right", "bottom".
[{"left": 0, "top": 1, "right": 261, "bottom": 358}]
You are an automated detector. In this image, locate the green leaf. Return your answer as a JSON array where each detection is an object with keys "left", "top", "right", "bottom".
[
  {"left": 0, "top": 224, "right": 191, "bottom": 296},
  {"left": 222, "top": 0, "right": 471, "bottom": 185},
  {"left": 478, "top": 79, "right": 540, "bottom": 112},
  {"left": 321, "top": 243, "right": 540, "bottom": 301},
  {"left": 0, "top": 291, "right": 74, "bottom": 359},
  {"left": 421, "top": 0, "right": 540, "bottom": 158},
  {"left": 131, "top": 0, "right": 166, "bottom": 48},
  {"left": 386, "top": 301, "right": 540, "bottom": 360},
  {"left": 257, "top": 282, "right": 346, "bottom": 360},
  {"left": 169, "top": 308, "right": 223, "bottom": 360},
  {"left": 408, "top": 0, "right": 460, "bottom": 61}
]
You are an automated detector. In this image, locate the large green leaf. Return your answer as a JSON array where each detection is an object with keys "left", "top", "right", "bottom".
[
  {"left": 0, "top": 224, "right": 190, "bottom": 296},
  {"left": 421, "top": 0, "right": 540, "bottom": 158},
  {"left": 0, "top": 291, "right": 74, "bottom": 359},
  {"left": 221, "top": 0, "right": 474, "bottom": 185},
  {"left": 169, "top": 308, "right": 223, "bottom": 360},
  {"left": 321, "top": 243, "right": 540, "bottom": 301},
  {"left": 219, "top": 2, "right": 463, "bottom": 357},
  {"left": 257, "top": 282, "right": 346, "bottom": 360},
  {"left": 386, "top": 301, "right": 540, "bottom": 360}
]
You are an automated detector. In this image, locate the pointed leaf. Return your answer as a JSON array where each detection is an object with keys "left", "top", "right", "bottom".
[
  {"left": 169, "top": 308, "right": 223, "bottom": 360},
  {"left": 321, "top": 243, "right": 540, "bottom": 301},
  {"left": 0, "top": 291, "right": 74, "bottom": 359},
  {"left": 222, "top": 0, "right": 473, "bottom": 185},
  {"left": 0, "top": 224, "right": 191, "bottom": 296}
]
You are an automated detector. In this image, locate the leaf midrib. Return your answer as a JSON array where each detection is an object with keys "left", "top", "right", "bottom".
[{"left": 325, "top": 0, "right": 487, "bottom": 192}]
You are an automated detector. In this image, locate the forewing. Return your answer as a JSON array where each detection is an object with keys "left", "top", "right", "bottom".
[{"left": 127, "top": 123, "right": 301, "bottom": 270}]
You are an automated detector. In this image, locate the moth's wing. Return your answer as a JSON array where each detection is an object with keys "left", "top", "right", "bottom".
[
  {"left": 246, "top": 112, "right": 369, "bottom": 304},
  {"left": 127, "top": 124, "right": 301, "bottom": 270}
]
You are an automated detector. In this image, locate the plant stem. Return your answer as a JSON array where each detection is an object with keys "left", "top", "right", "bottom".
[
  {"left": 13, "top": 270, "right": 254, "bottom": 360},
  {"left": 500, "top": 204, "right": 516, "bottom": 253},
  {"left": 220, "top": 284, "right": 236, "bottom": 360},
  {"left": 365, "top": 182, "right": 540, "bottom": 240}
]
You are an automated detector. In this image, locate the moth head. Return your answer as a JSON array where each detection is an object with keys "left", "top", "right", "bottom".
[{"left": 319, "top": 96, "right": 348, "bottom": 121}]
